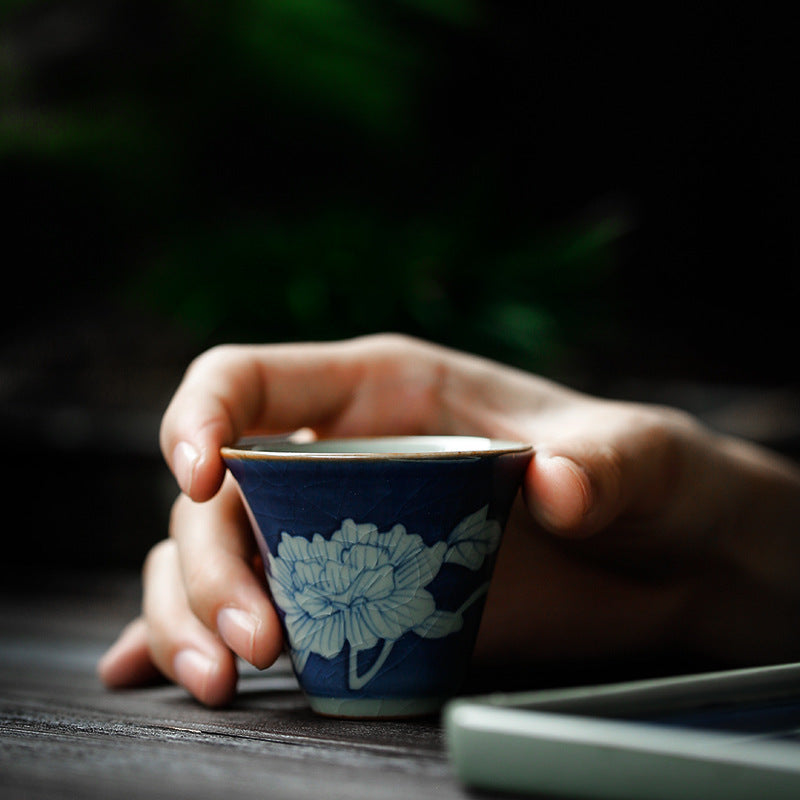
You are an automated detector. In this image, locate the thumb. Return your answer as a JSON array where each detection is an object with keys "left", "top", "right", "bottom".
[{"left": 524, "top": 414, "right": 679, "bottom": 537}]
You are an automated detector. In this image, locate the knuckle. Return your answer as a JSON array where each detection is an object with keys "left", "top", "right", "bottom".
[
  {"left": 612, "top": 400, "right": 695, "bottom": 449},
  {"left": 354, "top": 331, "right": 424, "bottom": 356},
  {"left": 168, "top": 493, "right": 191, "bottom": 538},
  {"left": 594, "top": 441, "right": 626, "bottom": 508},
  {"left": 161, "top": 344, "right": 248, "bottom": 446},
  {"left": 142, "top": 538, "right": 175, "bottom": 585},
  {"left": 186, "top": 344, "right": 245, "bottom": 379},
  {"left": 182, "top": 560, "right": 229, "bottom": 621},
  {"left": 610, "top": 401, "right": 697, "bottom": 513},
  {"left": 631, "top": 404, "right": 694, "bottom": 461}
]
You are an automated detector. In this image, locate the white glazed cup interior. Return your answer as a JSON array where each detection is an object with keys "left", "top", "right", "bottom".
[{"left": 221, "top": 435, "right": 531, "bottom": 458}]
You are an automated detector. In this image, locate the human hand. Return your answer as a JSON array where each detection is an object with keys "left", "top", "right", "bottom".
[{"left": 98, "top": 335, "right": 800, "bottom": 705}]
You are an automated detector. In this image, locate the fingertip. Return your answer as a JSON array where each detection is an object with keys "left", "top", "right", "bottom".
[
  {"left": 216, "top": 605, "right": 284, "bottom": 671},
  {"left": 170, "top": 441, "right": 227, "bottom": 502},
  {"left": 171, "top": 441, "right": 199, "bottom": 497},
  {"left": 173, "top": 648, "right": 237, "bottom": 707},
  {"left": 190, "top": 450, "right": 228, "bottom": 503},
  {"left": 97, "top": 617, "right": 162, "bottom": 688},
  {"left": 525, "top": 454, "right": 595, "bottom": 536}
]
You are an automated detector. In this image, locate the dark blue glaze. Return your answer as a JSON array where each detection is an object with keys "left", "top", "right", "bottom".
[{"left": 224, "top": 447, "right": 531, "bottom": 707}]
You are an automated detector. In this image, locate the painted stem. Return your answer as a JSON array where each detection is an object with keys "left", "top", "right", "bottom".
[
  {"left": 349, "top": 640, "right": 395, "bottom": 691},
  {"left": 456, "top": 582, "right": 489, "bottom": 617},
  {"left": 346, "top": 584, "right": 489, "bottom": 691}
]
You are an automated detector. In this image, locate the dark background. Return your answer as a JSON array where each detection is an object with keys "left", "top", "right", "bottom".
[{"left": 2, "top": 2, "right": 797, "bottom": 573}]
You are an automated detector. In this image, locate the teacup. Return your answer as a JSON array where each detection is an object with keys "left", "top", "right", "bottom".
[{"left": 221, "top": 435, "right": 532, "bottom": 718}]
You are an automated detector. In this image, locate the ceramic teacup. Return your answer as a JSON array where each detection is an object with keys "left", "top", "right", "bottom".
[{"left": 221, "top": 435, "right": 532, "bottom": 718}]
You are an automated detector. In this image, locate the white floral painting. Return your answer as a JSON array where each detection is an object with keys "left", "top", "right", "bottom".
[{"left": 266, "top": 506, "right": 502, "bottom": 690}]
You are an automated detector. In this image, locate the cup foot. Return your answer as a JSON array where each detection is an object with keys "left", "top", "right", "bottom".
[{"left": 307, "top": 695, "right": 446, "bottom": 719}]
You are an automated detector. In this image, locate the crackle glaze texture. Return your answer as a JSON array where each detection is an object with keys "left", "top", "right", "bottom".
[{"left": 223, "top": 448, "right": 531, "bottom": 715}]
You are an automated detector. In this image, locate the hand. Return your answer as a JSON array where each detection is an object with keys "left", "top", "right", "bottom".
[{"left": 98, "top": 334, "right": 800, "bottom": 705}]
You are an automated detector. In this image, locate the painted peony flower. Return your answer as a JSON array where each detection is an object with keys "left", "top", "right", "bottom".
[{"left": 266, "top": 507, "right": 501, "bottom": 688}]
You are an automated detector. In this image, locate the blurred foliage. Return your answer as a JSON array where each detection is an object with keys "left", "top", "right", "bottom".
[{"left": 1, "top": 0, "right": 633, "bottom": 377}]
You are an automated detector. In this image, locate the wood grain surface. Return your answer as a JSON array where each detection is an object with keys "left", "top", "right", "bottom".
[{"left": 0, "top": 571, "right": 492, "bottom": 800}]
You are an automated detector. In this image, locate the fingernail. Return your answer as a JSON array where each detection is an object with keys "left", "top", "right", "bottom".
[
  {"left": 534, "top": 454, "right": 593, "bottom": 532},
  {"left": 173, "top": 441, "right": 199, "bottom": 496},
  {"left": 173, "top": 648, "right": 214, "bottom": 700},
  {"left": 96, "top": 646, "right": 118, "bottom": 683},
  {"left": 217, "top": 607, "right": 259, "bottom": 664},
  {"left": 97, "top": 638, "right": 128, "bottom": 683},
  {"left": 550, "top": 456, "right": 593, "bottom": 517}
]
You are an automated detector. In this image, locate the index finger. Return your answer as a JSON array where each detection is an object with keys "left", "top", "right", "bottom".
[{"left": 159, "top": 335, "right": 443, "bottom": 501}]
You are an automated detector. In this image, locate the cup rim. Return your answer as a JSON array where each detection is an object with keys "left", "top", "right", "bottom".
[{"left": 221, "top": 434, "right": 532, "bottom": 461}]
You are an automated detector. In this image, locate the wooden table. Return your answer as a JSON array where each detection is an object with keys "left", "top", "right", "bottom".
[
  {"left": 0, "top": 566, "right": 758, "bottom": 800},
  {"left": 0, "top": 570, "right": 506, "bottom": 799}
]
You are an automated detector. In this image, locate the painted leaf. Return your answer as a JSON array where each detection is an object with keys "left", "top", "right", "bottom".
[
  {"left": 444, "top": 505, "right": 502, "bottom": 570},
  {"left": 412, "top": 608, "right": 463, "bottom": 639}
]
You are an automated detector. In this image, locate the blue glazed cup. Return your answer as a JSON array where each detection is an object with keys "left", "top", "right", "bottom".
[{"left": 221, "top": 435, "right": 532, "bottom": 718}]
